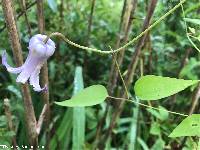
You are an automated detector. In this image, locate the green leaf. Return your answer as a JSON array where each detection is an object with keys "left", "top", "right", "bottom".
[
  {"left": 184, "top": 18, "right": 200, "bottom": 25},
  {"left": 150, "top": 122, "right": 160, "bottom": 135},
  {"left": 134, "top": 75, "right": 199, "bottom": 100},
  {"left": 151, "top": 138, "right": 165, "bottom": 150},
  {"left": 47, "top": 0, "right": 57, "bottom": 12},
  {"left": 169, "top": 114, "right": 200, "bottom": 137},
  {"left": 50, "top": 109, "right": 72, "bottom": 149},
  {"left": 158, "top": 106, "right": 169, "bottom": 121},
  {"left": 72, "top": 66, "right": 85, "bottom": 150},
  {"left": 55, "top": 85, "right": 108, "bottom": 107}
]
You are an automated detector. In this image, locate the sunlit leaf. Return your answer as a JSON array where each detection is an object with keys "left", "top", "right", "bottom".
[
  {"left": 134, "top": 75, "right": 199, "bottom": 100},
  {"left": 151, "top": 138, "right": 165, "bottom": 150},
  {"left": 169, "top": 114, "right": 200, "bottom": 137},
  {"left": 55, "top": 85, "right": 108, "bottom": 107},
  {"left": 47, "top": 0, "right": 57, "bottom": 12},
  {"left": 150, "top": 122, "right": 160, "bottom": 135}
]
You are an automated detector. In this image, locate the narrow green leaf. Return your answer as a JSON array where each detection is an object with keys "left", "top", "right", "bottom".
[
  {"left": 47, "top": 0, "right": 57, "bottom": 12},
  {"left": 137, "top": 137, "right": 149, "bottom": 150},
  {"left": 169, "top": 114, "right": 200, "bottom": 137},
  {"left": 134, "top": 75, "right": 199, "bottom": 100},
  {"left": 184, "top": 18, "right": 200, "bottom": 25},
  {"left": 129, "top": 97, "right": 139, "bottom": 150},
  {"left": 72, "top": 66, "right": 85, "bottom": 150},
  {"left": 55, "top": 85, "right": 108, "bottom": 107},
  {"left": 49, "top": 109, "right": 73, "bottom": 150}
]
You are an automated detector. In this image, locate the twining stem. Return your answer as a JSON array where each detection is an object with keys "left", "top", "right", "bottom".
[
  {"left": 107, "top": 96, "right": 188, "bottom": 117},
  {"left": 43, "top": 0, "right": 186, "bottom": 54}
]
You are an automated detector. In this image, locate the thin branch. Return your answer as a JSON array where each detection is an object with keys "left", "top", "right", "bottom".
[
  {"left": 0, "top": 1, "right": 36, "bottom": 33},
  {"left": 110, "top": 46, "right": 129, "bottom": 99},
  {"left": 36, "top": 104, "right": 47, "bottom": 134},
  {"left": 19, "top": 0, "right": 32, "bottom": 37},
  {"left": 4, "top": 98, "right": 17, "bottom": 148},
  {"left": 86, "top": 0, "right": 96, "bottom": 45},
  {"left": 2, "top": 0, "right": 38, "bottom": 147},
  {"left": 170, "top": 48, "right": 191, "bottom": 111},
  {"left": 36, "top": 0, "right": 45, "bottom": 33},
  {"left": 189, "top": 83, "right": 200, "bottom": 115}
]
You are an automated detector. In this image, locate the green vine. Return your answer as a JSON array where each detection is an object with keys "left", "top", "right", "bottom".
[{"left": 44, "top": 0, "right": 187, "bottom": 55}]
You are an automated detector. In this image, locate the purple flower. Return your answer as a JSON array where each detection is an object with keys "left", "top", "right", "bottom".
[{"left": 2, "top": 34, "right": 56, "bottom": 92}]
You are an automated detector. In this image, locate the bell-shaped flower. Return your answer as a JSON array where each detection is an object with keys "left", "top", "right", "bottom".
[{"left": 2, "top": 34, "right": 55, "bottom": 92}]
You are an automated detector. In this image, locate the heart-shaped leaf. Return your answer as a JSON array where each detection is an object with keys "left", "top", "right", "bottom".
[
  {"left": 169, "top": 114, "right": 200, "bottom": 137},
  {"left": 134, "top": 75, "right": 199, "bottom": 100},
  {"left": 55, "top": 85, "right": 108, "bottom": 107}
]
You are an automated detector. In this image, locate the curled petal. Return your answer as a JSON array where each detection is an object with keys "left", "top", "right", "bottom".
[
  {"left": 1, "top": 51, "right": 23, "bottom": 74},
  {"left": 30, "top": 64, "right": 47, "bottom": 92}
]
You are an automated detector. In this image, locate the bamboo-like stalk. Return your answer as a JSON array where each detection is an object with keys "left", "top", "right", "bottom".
[
  {"left": 99, "top": 0, "right": 158, "bottom": 147},
  {"left": 2, "top": 0, "right": 38, "bottom": 147},
  {"left": 86, "top": 0, "right": 96, "bottom": 45},
  {"left": 108, "top": 0, "right": 137, "bottom": 96},
  {"left": 36, "top": 0, "right": 45, "bottom": 33},
  {"left": 83, "top": 0, "right": 96, "bottom": 71},
  {"left": 37, "top": 0, "right": 50, "bottom": 150},
  {"left": 94, "top": 0, "right": 128, "bottom": 145},
  {"left": 170, "top": 48, "right": 191, "bottom": 111},
  {"left": 189, "top": 84, "right": 200, "bottom": 115},
  {"left": 96, "top": 0, "right": 137, "bottom": 147},
  {"left": 36, "top": 0, "right": 51, "bottom": 149}
]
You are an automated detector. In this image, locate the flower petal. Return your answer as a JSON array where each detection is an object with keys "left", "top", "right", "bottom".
[
  {"left": 16, "top": 55, "right": 40, "bottom": 84},
  {"left": 30, "top": 64, "right": 47, "bottom": 92},
  {"left": 1, "top": 51, "right": 23, "bottom": 74}
]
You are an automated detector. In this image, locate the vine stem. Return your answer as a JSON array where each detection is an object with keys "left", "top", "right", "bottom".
[
  {"left": 109, "top": 46, "right": 129, "bottom": 98},
  {"left": 107, "top": 96, "right": 188, "bottom": 117},
  {"left": 43, "top": 0, "right": 187, "bottom": 54}
]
